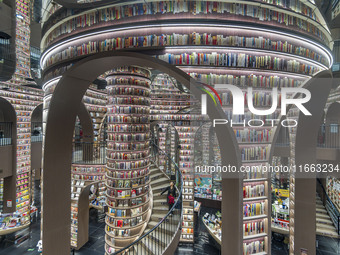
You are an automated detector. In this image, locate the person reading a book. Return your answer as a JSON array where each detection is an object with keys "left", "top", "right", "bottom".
[{"left": 161, "top": 181, "right": 177, "bottom": 211}]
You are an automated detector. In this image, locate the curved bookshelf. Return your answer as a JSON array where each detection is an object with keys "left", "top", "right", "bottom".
[
  {"left": 104, "top": 66, "right": 152, "bottom": 253},
  {"left": 41, "top": 0, "right": 331, "bottom": 51}
]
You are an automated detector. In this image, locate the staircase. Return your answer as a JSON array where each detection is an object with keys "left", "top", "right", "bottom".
[
  {"left": 316, "top": 194, "right": 339, "bottom": 238},
  {"left": 130, "top": 164, "right": 176, "bottom": 254}
]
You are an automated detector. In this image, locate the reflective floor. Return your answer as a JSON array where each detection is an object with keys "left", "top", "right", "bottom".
[{"left": 0, "top": 182, "right": 339, "bottom": 254}]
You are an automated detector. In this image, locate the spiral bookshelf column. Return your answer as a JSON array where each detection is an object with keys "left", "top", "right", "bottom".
[{"left": 104, "top": 66, "right": 152, "bottom": 254}]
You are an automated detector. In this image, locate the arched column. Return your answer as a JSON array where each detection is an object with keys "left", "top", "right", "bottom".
[
  {"left": 324, "top": 102, "right": 340, "bottom": 148},
  {"left": 42, "top": 51, "right": 241, "bottom": 255},
  {"left": 76, "top": 102, "right": 94, "bottom": 162},
  {"left": 293, "top": 70, "right": 333, "bottom": 255},
  {"left": 270, "top": 70, "right": 334, "bottom": 255},
  {"left": 31, "top": 103, "right": 43, "bottom": 180},
  {"left": 0, "top": 97, "right": 17, "bottom": 213},
  {"left": 77, "top": 102, "right": 94, "bottom": 144}
]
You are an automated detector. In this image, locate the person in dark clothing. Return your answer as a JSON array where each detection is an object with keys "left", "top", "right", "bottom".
[{"left": 161, "top": 181, "right": 177, "bottom": 211}]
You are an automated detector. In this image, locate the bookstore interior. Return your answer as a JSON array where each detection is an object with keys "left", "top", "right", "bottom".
[{"left": 0, "top": 0, "right": 340, "bottom": 255}]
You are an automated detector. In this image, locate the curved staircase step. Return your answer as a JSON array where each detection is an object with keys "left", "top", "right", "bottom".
[{"left": 151, "top": 177, "right": 169, "bottom": 187}]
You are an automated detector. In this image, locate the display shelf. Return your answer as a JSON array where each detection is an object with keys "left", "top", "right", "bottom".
[{"left": 202, "top": 212, "right": 222, "bottom": 245}]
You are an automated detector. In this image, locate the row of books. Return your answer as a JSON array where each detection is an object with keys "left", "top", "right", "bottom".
[
  {"left": 106, "top": 215, "right": 142, "bottom": 228},
  {"left": 44, "top": 0, "right": 323, "bottom": 48},
  {"left": 243, "top": 184, "right": 265, "bottom": 198},
  {"left": 108, "top": 207, "right": 143, "bottom": 217},
  {"left": 107, "top": 76, "right": 150, "bottom": 85},
  {"left": 107, "top": 151, "right": 149, "bottom": 160},
  {"left": 106, "top": 227, "right": 131, "bottom": 237},
  {"left": 157, "top": 53, "right": 319, "bottom": 75},
  {"left": 85, "top": 90, "right": 107, "bottom": 101},
  {"left": 241, "top": 146, "right": 269, "bottom": 161},
  {"left": 72, "top": 166, "right": 105, "bottom": 174},
  {"left": 151, "top": 100, "right": 192, "bottom": 106},
  {"left": 152, "top": 93, "right": 191, "bottom": 99},
  {"left": 106, "top": 159, "right": 149, "bottom": 170},
  {"left": 109, "top": 97, "right": 150, "bottom": 106},
  {"left": 16, "top": 195, "right": 29, "bottom": 204},
  {"left": 180, "top": 150, "right": 193, "bottom": 156},
  {"left": 83, "top": 96, "right": 106, "bottom": 106},
  {"left": 151, "top": 115, "right": 204, "bottom": 121},
  {"left": 108, "top": 142, "right": 149, "bottom": 151},
  {"left": 44, "top": 37, "right": 323, "bottom": 74},
  {"left": 243, "top": 219, "right": 265, "bottom": 236},
  {"left": 106, "top": 115, "right": 149, "bottom": 124},
  {"left": 72, "top": 174, "right": 104, "bottom": 181},
  {"left": 190, "top": 72, "right": 302, "bottom": 88},
  {"left": 16, "top": 179, "right": 29, "bottom": 186},
  {"left": 220, "top": 91, "right": 282, "bottom": 107},
  {"left": 106, "top": 133, "right": 149, "bottom": 142},
  {"left": 109, "top": 66, "right": 151, "bottom": 78},
  {"left": 150, "top": 105, "right": 183, "bottom": 110},
  {"left": 243, "top": 239, "right": 265, "bottom": 255},
  {"left": 108, "top": 124, "right": 150, "bottom": 133},
  {"left": 244, "top": 167, "right": 266, "bottom": 181},
  {"left": 107, "top": 87, "right": 150, "bottom": 97},
  {"left": 243, "top": 202, "right": 266, "bottom": 217},
  {"left": 234, "top": 128, "right": 273, "bottom": 143},
  {"left": 0, "top": 91, "right": 41, "bottom": 101},
  {"left": 108, "top": 105, "right": 150, "bottom": 114},
  {"left": 16, "top": 201, "right": 29, "bottom": 209}
]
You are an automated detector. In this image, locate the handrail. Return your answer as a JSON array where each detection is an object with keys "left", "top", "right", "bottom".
[
  {"left": 0, "top": 122, "right": 13, "bottom": 146},
  {"left": 317, "top": 178, "right": 340, "bottom": 235},
  {"left": 317, "top": 124, "right": 340, "bottom": 148},
  {"left": 72, "top": 141, "right": 107, "bottom": 165},
  {"left": 113, "top": 140, "right": 183, "bottom": 255}
]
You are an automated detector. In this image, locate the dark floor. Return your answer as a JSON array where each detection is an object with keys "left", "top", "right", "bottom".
[
  {"left": 175, "top": 207, "right": 220, "bottom": 255},
  {"left": 0, "top": 182, "right": 339, "bottom": 254},
  {"left": 175, "top": 207, "right": 340, "bottom": 255}
]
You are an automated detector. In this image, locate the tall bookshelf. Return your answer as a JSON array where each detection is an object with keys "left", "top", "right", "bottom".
[
  {"left": 150, "top": 73, "right": 200, "bottom": 243},
  {"left": 104, "top": 66, "right": 152, "bottom": 254},
  {"left": 70, "top": 164, "right": 106, "bottom": 248},
  {"left": 214, "top": 84, "right": 275, "bottom": 255},
  {"left": 0, "top": 85, "right": 43, "bottom": 233}
]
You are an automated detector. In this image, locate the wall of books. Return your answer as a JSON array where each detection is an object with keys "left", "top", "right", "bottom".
[
  {"left": 41, "top": 0, "right": 330, "bottom": 51},
  {"left": 0, "top": 0, "right": 44, "bottom": 233}
]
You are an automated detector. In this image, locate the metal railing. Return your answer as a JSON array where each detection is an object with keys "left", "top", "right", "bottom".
[
  {"left": 31, "top": 122, "right": 43, "bottom": 143},
  {"left": 112, "top": 141, "right": 183, "bottom": 255},
  {"left": 317, "top": 124, "right": 340, "bottom": 148},
  {"left": 0, "top": 122, "right": 12, "bottom": 146},
  {"left": 317, "top": 178, "right": 340, "bottom": 235},
  {"left": 72, "top": 141, "right": 106, "bottom": 164}
]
